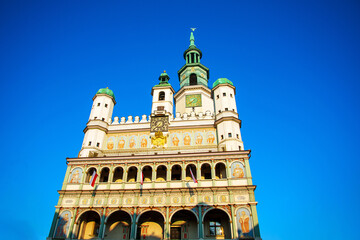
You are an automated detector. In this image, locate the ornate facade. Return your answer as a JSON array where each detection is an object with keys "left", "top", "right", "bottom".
[{"left": 48, "top": 31, "right": 261, "bottom": 240}]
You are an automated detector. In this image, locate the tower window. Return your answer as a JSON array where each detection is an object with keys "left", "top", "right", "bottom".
[
  {"left": 190, "top": 73, "right": 197, "bottom": 85},
  {"left": 105, "top": 104, "right": 108, "bottom": 108},
  {"left": 97, "top": 103, "right": 100, "bottom": 106},
  {"left": 94, "top": 117, "right": 97, "bottom": 120},
  {"left": 223, "top": 93, "right": 226, "bottom": 96},
  {"left": 191, "top": 53, "right": 195, "bottom": 63},
  {"left": 88, "top": 141, "right": 92, "bottom": 146},
  {"left": 221, "top": 135, "right": 224, "bottom": 140},
  {"left": 217, "top": 95, "right": 219, "bottom": 99},
  {"left": 218, "top": 110, "right": 221, "bottom": 113},
  {"left": 237, "top": 134, "right": 239, "bottom": 139},
  {"left": 228, "top": 133, "right": 232, "bottom": 138},
  {"left": 230, "top": 93, "right": 233, "bottom": 97},
  {"left": 159, "top": 91, "right": 165, "bottom": 101},
  {"left": 96, "top": 142, "right": 100, "bottom": 147},
  {"left": 225, "top": 108, "right": 228, "bottom": 111},
  {"left": 102, "top": 118, "right": 105, "bottom": 121}
]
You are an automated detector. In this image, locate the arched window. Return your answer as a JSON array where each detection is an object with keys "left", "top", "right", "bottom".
[
  {"left": 215, "top": 163, "right": 227, "bottom": 179},
  {"left": 190, "top": 74, "right": 197, "bottom": 85},
  {"left": 142, "top": 166, "right": 152, "bottom": 182},
  {"left": 100, "top": 167, "right": 110, "bottom": 182},
  {"left": 127, "top": 166, "right": 138, "bottom": 182},
  {"left": 201, "top": 163, "right": 212, "bottom": 180},
  {"left": 171, "top": 165, "right": 182, "bottom": 180},
  {"left": 113, "top": 167, "right": 124, "bottom": 182},
  {"left": 156, "top": 165, "right": 167, "bottom": 181},
  {"left": 85, "top": 168, "right": 97, "bottom": 183},
  {"left": 159, "top": 91, "right": 165, "bottom": 101},
  {"left": 186, "top": 164, "right": 197, "bottom": 181}
]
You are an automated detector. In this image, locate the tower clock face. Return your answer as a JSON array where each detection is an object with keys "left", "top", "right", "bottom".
[
  {"left": 186, "top": 94, "right": 202, "bottom": 108},
  {"left": 150, "top": 116, "right": 169, "bottom": 132}
]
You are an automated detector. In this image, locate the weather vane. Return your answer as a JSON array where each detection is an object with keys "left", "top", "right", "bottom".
[{"left": 190, "top": 28, "right": 196, "bottom": 32}]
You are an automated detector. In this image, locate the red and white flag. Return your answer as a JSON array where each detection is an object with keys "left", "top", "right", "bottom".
[
  {"left": 140, "top": 171, "right": 144, "bottom": 185},
  {"left": 90, "top": 170, "right": 98, "bottom": 187},
  {"left": 189, "top": 168, "right": 198, "bottom": 183}
]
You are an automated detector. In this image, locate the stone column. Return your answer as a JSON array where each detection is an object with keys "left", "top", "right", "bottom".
[
  {"left": 130, "top": 207, "right": 137, "bottom": 240},
  {"left": 198, "top": 205, "right": 203, "bottom": 239},
  {"left": 244, "top": 158, "right": 253, "bottom": 185},
  {"left": 226, "top": 159, "right": 232, "bottom": 186},
  {"left": 80, "top": 165, "right": 87, "bottom": 190},
  {"left": 164, "top": 207, "right": 170, "bottom": 240},
  {"left": 230, "top": 205, "right": 237, "bottom": 239},
  {"left": 98, "top": 208, "right": 106, "bottom": 239},
  {"left": 182, "top": 161, "right": 186, "bottom": 187},
  {"left": 108, "top": 165, "right": 115, "bottom": 184},
  {"left": 250, "top": 204, "right": 261, "bottom": 239},
  {"left": 167, "top": 162, "right": 171, "bottom": 188},
  {"left": 67, "top": 208, "right": 78, "bottom": 239},
  {"left": 197, "top": 161, "right": 201, "bottom": 187},
  {"left": 61, "top": 165, "right": 71, "bottom": 190}
]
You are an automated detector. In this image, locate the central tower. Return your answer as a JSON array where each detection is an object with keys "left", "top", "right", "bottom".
[{"left": 174, "top": 31, "right": 214, "bottom": 115}]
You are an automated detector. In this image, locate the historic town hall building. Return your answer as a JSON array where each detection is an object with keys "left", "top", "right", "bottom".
[{"left": 48, "top": 31, "right": 261, "bottom": 240}]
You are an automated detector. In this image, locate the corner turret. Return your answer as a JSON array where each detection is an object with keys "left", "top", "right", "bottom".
[
  {"left": 212, "top": 79, "right": 244, "bottom": 151},
  {"left": 79, "top": 87, "right": 116, "bottom": 157}
]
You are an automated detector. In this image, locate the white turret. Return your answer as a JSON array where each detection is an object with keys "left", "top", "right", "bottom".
[
  {"left": 213, "top": 78, "right": 244, "bottom": 151},
  {"left": 79, "top": 87, "right": 116, "bottom": 157},
  {"left": 151, "top": 71, "right": 175, "bottom": 116}
]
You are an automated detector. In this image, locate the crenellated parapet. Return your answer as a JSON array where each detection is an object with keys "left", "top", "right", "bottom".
[{"left": 110, "top": 110, "right": 214, "bottom": 126}]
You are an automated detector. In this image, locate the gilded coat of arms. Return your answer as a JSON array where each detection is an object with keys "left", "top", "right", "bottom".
[{"left": 151, "top": 131, "right": 167, "bottom": 148}]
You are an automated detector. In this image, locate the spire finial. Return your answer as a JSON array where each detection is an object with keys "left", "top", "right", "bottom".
[{"left": 190, "top": 28, "right": 196, "bottom": 47}]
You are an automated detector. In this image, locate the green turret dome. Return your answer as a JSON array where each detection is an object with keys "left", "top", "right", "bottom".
[
  {"left": 96, "top": 87, "right": 115, "bottom": 99},
  {"left": 212, "top": 78, "right": 234, "bottom": 88}
]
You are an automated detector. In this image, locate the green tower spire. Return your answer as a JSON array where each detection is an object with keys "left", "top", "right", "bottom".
[{"left": 190, "top": 31, "right": 195, "bottom": 47}]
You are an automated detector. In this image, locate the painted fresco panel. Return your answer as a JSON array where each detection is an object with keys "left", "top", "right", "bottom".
[
  {"left": 54, "top": 210, "right": 71, "bottom": 238},
  {"left": 231, "top": 161, "right": 246, "bottom": 178},
  {"left": 236, "top": 208, "right": 253, "bottom": 237},
  {"left": 68, "top": 167, "right": 83, "bottom": 183},
  {"left": 105, "top": 128, "right": 217, "bottom": 150}
]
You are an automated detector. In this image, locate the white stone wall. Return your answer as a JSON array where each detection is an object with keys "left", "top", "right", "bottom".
[{"left": 174, "top": 86, "right": 214, "bottom": 115}]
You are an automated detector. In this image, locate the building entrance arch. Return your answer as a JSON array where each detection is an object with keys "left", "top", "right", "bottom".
[
  {"left": 203, "top": 208, "right": 231, "bottom": 239},
  {"left": 170, "top": 209, "right": 198, "bottom": 239},
  {"left": 75, "top": 210, "right": 101, "bottom": 239},
  {"left": 104, "top": 210, "right": 132, "bottom": 239},
  {"left": 136, "top": 210, "right": 164, "bottom": 240}
]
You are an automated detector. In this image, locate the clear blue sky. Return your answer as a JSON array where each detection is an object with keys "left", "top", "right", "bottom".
[{"left": 0, "top": 0, "right": 359, "bottom": 239}]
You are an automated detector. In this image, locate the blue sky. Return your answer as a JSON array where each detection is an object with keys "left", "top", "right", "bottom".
[{"left": 0, "top": 0, "right": 359, "bottom": 239}]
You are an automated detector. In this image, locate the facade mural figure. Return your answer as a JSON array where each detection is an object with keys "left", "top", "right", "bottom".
[
  {"left": 141, "top": 137, "right": 147, "bottom": 148},
  {"left": 195, "top": 134, "right": 203, "bottom": 145},
  {"left": 207, "top": 133, "right": 215, "bottom": 144},
  {"left": 172, "top": 135, "right": 179, "bottom": 146},
  {"left": 69, "top": 168, "right": 82, "bottom": 183},
  {"left": 54, "top": 211, "right": 70, "bottom": 238},
  {"left": 129, "top": 137, "right": 136, "bottom": 148},
  {"left": 107, "top": 139, "right": 114, "bottom": 149},
  {"left": 232, "top": 162, "right": 245, "bottom": 178},
  {"left": 184, "top": 134, "right": 191, "bottom": 145},
  {"left": 239, "top": 211, "right": 250, "bottom": 233},
  {"left": 118, "top": 139, "right": 125, "bottom": 149}
]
